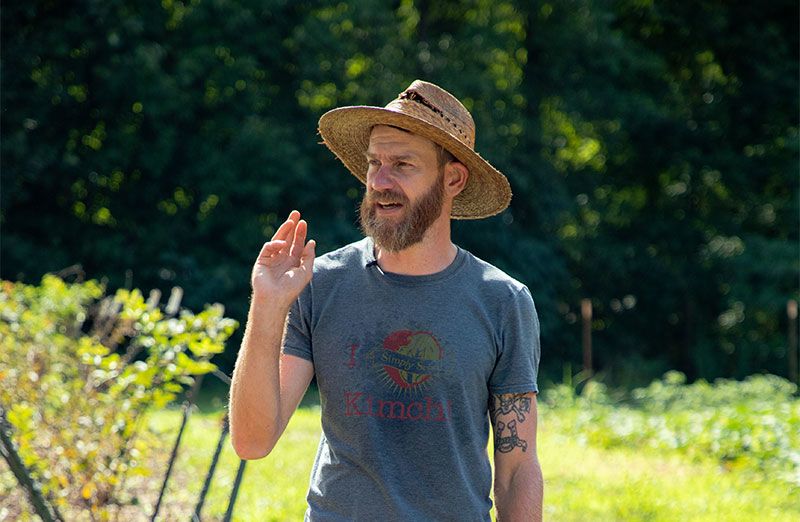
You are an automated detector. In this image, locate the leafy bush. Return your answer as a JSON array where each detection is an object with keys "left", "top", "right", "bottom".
[
  {"left": 542, "top": 371, "right": 800, "bottom": 488},
  {"left": 0, "top": 275, "right": 238, "bottom": 520}
]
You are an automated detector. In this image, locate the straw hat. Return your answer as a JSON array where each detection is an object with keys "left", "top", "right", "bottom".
[{"left": 318, "top": 80, "right": 511, "bottom": 219}]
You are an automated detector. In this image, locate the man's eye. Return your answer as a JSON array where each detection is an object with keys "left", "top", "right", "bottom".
[
  {"left": 368, "top": 159, "right": 381, "bottom": 167},
  {"left": 397, "top": 162, "right": 411, "bottom": 168}
]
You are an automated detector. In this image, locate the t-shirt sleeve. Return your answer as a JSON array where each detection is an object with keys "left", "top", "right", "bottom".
[
  {"left": 281, "top": 285, "right": 314, "bottom": 363},
  {"left": 488, "top": 285, "right": 541, "bottom": 395}
]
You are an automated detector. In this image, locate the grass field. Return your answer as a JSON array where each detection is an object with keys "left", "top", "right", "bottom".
[
  {"left": 5, "top": 374, "right": 796, "bottom": 520},
  {"left": 147, "top": 401, "right": 799, "bottom": 521}
]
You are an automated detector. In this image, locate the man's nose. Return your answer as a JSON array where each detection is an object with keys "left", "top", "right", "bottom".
[{"left": 369, "top": 165, "right": 394, "bottom": 191}]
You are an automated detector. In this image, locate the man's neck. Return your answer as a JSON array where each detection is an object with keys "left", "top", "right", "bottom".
[{"left": 373, "top": 219, "right": 457, "bottom": 276}]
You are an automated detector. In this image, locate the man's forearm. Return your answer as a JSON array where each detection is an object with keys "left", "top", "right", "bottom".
[
  {"left": 495, "top": 457, "right": 544, "bottom": 522},
  {"left": 228, "top": 295, "right": 289, "bottom": 459}
]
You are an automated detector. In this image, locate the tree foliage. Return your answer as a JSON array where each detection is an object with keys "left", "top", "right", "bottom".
[{"left": 2, "top": 0, "right": 798, "bottom": 383}]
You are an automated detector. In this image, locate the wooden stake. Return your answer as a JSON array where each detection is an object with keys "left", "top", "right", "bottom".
[
  {"left": 581, "top": 298, "right": 593, "bottom": 376},
  {"left": 788, "top": 300, "right": 798, "bottom": 385}
]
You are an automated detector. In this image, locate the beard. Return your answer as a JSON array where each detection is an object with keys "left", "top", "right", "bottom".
[{"left": 359, "top": 171, "right": 445, "bottom": 253}]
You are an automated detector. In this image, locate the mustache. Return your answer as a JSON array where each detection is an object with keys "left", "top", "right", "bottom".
[{"left": 364, "top": 189, "right": 409, "bottom": 205}]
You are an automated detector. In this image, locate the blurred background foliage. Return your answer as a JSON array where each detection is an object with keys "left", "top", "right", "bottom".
[
  {"left": 2, "top": 0, "right": 798, "bottom": 386},
  {"left": 0, "top": 276, "right": 237, "bottom": 519}
]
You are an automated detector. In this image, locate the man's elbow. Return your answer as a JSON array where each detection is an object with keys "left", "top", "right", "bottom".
[{"left": 230, "top": 427, "right": 279, "bottom": 460}]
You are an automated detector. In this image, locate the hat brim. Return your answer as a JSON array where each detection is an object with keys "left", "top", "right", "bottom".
[{"left": 318, "top": 106, "right": 511, "bottom": 220}]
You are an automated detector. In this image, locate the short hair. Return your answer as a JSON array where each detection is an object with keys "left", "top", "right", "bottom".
[{"left": 435, "top": 144, "right": 456, "bottom": 171}]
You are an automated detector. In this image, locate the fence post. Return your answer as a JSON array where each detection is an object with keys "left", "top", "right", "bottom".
[
  {"left": 789, "top": 299, "right": 798, "bottom": 385},
  {"left": 581, "top": 298, "right": 593, "bottom": 377}
]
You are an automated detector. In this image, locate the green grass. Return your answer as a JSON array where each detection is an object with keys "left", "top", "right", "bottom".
[
  {"left": 147, "top": 407, "right": 321, "bottom": 521},
  {"left": 146, "top": 404, "right": 799, "bottom": 521},
  {"left": 538, "top": 423, "right": 798, "bottom": 521}
]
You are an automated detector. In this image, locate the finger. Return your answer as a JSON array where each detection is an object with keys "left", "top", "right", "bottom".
[
  {"left": 290, "top": 220, "right": 308, "bottom": 260},
  {"left": 256, "top": 240, "right": 287, "bottom": 261},
  {"left": 272, "top": 215, "right": 298, "bottom": 242},
  {"left": 298, "top": 239, "right": 316, "bottom": 274}
]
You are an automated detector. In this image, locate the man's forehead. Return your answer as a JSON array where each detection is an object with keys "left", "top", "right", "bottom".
[{"left": 368, "top": 125, "right": 437, "bottom": 153}]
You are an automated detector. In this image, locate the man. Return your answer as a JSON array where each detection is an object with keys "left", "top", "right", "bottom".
[{"left": 229, "top": 80, "right": 543, "bottom": 521}]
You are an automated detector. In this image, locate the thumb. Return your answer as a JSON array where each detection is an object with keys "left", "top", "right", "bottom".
[{"left": 299, "top": 240, "right": 316, "bottom": 275}]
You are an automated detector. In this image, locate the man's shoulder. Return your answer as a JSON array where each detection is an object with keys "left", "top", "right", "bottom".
[
  {"left": 313, "top": 237, "right": 372, "bottom": 274},
  {"left": 461, "top": 248, "right": 529, "bottom": 298}
]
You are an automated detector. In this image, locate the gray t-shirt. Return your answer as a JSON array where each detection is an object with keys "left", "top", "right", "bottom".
[{"left": 283, "top": 237, "right": 540, "bottom": 521}]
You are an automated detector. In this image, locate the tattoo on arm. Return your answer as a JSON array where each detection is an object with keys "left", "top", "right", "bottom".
[{"left": 489, "top": 393, "right": 532, "bottom": 453}]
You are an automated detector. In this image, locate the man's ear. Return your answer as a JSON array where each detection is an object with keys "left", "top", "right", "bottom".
[{"left": 445, "top": 161, "right": 469, "bottom": 197}]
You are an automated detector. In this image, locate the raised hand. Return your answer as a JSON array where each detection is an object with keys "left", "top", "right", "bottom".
[{"left": 251, "top": 210, "right": 316, "bottom": 308}]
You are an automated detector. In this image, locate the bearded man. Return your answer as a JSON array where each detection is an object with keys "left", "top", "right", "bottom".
[{"left": 229, "top": 80, "right": 543, "bottom": 521}]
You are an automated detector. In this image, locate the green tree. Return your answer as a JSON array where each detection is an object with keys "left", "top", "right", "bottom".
[{"left": 3, "top": 0, "right": 797, "bottom": 383}]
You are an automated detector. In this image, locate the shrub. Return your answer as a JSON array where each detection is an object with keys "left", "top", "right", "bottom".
[
  {"left": 0, "top": 275, "right": 238, "bottom": 520},
  {"left": 542, "top": 371, "right": 800, "bottom": 488}
]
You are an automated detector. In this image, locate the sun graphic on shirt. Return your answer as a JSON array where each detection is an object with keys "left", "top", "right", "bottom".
[{"left": 379, "top": 330, "right": 443, "bottom": 394}]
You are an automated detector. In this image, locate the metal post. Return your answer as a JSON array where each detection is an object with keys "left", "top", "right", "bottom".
[
  {"left": 0, "top": 408, "right": 63, "bottom": 522},
  {"left": 150, "top": 374, "right": 204, "bottom": 521},
  {"left": 223, "top": 460, "right": 248, "bottom": 522},
  {"left": 193, "top": 415, "right": 230, "bottom": 520}
]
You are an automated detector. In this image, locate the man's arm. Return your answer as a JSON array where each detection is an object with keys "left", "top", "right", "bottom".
[
  {"left": 229, "top": 211, "right": 316, "bottom": 460},
  {"left": 490, "top": 391, "right": 543, "bottom": 522}
]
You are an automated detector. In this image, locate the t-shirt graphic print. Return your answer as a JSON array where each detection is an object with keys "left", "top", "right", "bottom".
[{"left": 345, "top": 329, "right": 450, "bottom": 422}]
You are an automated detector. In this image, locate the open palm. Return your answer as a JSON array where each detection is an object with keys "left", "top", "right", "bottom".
[{"left": 251, "top": 210, "right": 316, "bottom": 308}]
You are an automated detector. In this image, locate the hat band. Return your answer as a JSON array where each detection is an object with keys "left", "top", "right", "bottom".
[
  {"left": 389, "top": 90, "right": 473, "bottom": 147},
  {"left": 399, "top": 90, "right": 447, "bottom": 119}
]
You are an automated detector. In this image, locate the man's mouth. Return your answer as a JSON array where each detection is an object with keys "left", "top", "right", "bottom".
[{"left": 377, "top": 202, "right": 403, "bottom": 210}]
